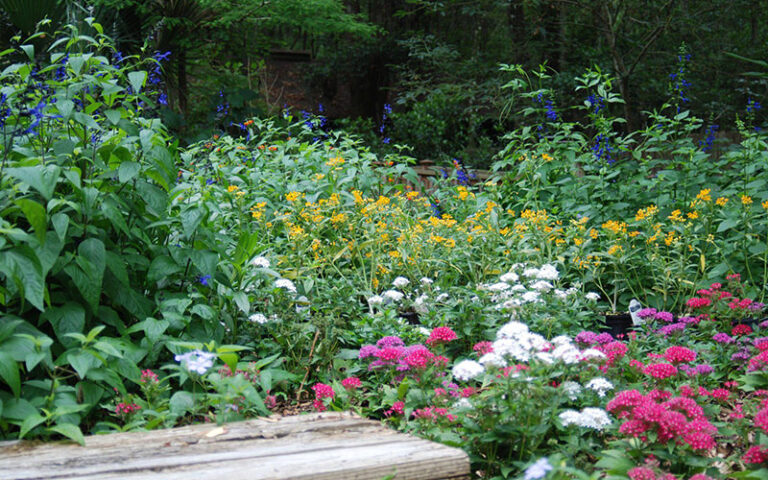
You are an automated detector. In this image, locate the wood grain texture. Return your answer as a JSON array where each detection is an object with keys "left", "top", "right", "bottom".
[{"left": 0, "top": 412, "right": 470, "bottom": 480}]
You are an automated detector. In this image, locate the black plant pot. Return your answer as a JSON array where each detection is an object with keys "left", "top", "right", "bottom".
[
  {"left": 600, "top": 313, "right": 633, "bottom": 337},
  {"left": 399, "top": 311, "right": 421, "bottom": 325},
  {"left": 736, "top": 317, "right": 768, "bottom": 328}
]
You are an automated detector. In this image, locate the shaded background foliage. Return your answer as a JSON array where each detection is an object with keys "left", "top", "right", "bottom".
[{"left": 2, "top": 0, "right": 767, "bottom": 165}]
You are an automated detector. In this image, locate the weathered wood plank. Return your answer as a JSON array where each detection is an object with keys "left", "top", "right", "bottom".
[{"left": 0, "top": 412, "right": 470, "bottom": 480}]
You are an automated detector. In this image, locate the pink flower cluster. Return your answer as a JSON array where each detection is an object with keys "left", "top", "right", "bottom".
[
  {"left": 139, "top": 369, "right": 158, "bottom": 384},
  {"left": 412, "top": 406, "right": 457, "bottom": 422},
  {"left": 607, "top": 390, "right": 717, "bottom": 450},
  {"left": 341, "top": 377, "right": 362, "bottom": 389},
  {"left": 311, "top": 382, "right": 335, "bottom": 411},
  {"left": 596, "top": 340, "right": 628, "bottom": 368},
  {"left": 743, "top": 445, "right": 768, "bottom": 463},
  {"left": 643, "top": 363, "right": 678, "bottom": 379},
  {"left": 359, "top": 338, "right": 447, "bottom": 372},
  {"left": 426, "top": 327, "right": 458, "bottom": 346},
  {"left": 115, "top": 402, "right": 141, "bottom": 415},
  {"left": 663, "top": 346, "right": 697, "bottom": 364},
  {"left": 385, "top": 401, "right": 405, "bottom": 417}
]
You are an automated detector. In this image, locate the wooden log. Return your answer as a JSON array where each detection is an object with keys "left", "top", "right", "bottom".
[{"left": 0, "top": 412, "right": 470, "bottom": 480}]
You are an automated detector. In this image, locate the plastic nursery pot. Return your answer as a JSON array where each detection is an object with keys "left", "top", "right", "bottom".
[
  {"left": 735, "top": 316, "right": 768, "bottom": 328},
  {"left": 399, "top": 311, "right": 421, "bottom": 325},
  {"left": 600, "top": 313, "right": 634, "bottom": 337}
]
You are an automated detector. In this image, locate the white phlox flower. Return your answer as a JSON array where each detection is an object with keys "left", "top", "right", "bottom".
[
  {"left": 561, "top": 381, "right": 582, "bottom": 400},
  {"left": 500, "top": 272, "right": 519, "bottom": 284},
  {"left": 248, "top": 313, "right": 268, "bottom": 324},
  {"left": 251, "top": 256, "right": 270, "bottom": 268},
  {"left": 382, "top": 290, "right": 404, "bottom": 302},
  {"left": 275, "top": 278, "right": 297, "bottom": 293},
  {"left": 585, "top": 291, "right": 601, "bottom": 301},
  {"left": 585, "top": 377, "right": 614, "bottom": 397},
  {"left": 392, "top": 276, "right": 410, "bottom": 288}
]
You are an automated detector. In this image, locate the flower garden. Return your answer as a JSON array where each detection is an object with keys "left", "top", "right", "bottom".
[{"left": 1, "top": 25, "right": 768, "bottom": 480}]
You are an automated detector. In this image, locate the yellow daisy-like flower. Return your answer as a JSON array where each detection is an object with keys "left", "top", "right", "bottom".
[
  {"left": 716, "top": 197, "right": 729, "bottom": 206},
  {"left": 607, "top": 244, "right": 622, "bottom": 256},
  {"left": 696, "top": 188, "right": 712, "bottom": 202},
  {"left": 741, "top": 195, "right": 753, "bottom": 206},
  {"left": 762, "top": 199, "right": 768, "bottom": 210},
  {"left": 635, "top": 205, "right": 658, "bottom": 222},
  {"left": 667, "top": 210, "right": 684, "bottom": 222},
  {"left": 325, "top": 156, "right": 345, "bottom": 167},
  {"left": 227, "top": 185, "right": 239, "bottom": 193},
  {"left": 286, "top": 191, "right": 303, "bottom": 202},
  {"left": 687, "top": 211, "right": 699, "bottom": 220}
]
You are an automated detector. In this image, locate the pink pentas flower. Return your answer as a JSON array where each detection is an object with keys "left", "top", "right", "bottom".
[
  {"left": 743, "top": 445, "right": 768, "bottom": 463},
  {"left": 710, "top": 388, "right": 730, "bottom": 400},
  {"left": 732, "top": 324, "right": 753, "bottom": 336},
  {"left": 473, "top": 341, "right": 493, "bottom": 355},
  {"left": 663, "top": 346, "right": 697, "bottom": 363},
  {"left": 341, "top": 377, "right": 362, "bottom": 389},
  {"left": 312, "top": 383, "right": 335, "bottom": 400},
  {"left": 654, "top": 311, "right": 674, "bottom": 322},
  {"left": 115, "top": 402, "right": 141, "bottom": 415},
  {"left": 140, "top": 369, "right": 158, "bottom": 383},
  {"left": 686, "top": 297, "right": 711, "bottom": 309},
  {"left": 644, "top": 363, "right": 678, "bottom": 379},
  {"left": 755, "top": 408, "right": 768, "bottom": 433},
  {"left": 683, "top": 432, "right": 715, "bottom": 450},
  {"left": 426, "top": 327, "right": 457, "bottom": 346},
  {"left": 637, "top": 308, "right": 657, "bottom": 319},
  {"left": 627, "top": 467, "right": 657, "bottom": 480}
]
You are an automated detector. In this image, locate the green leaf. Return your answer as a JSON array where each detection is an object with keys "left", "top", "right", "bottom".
[
  {"left": 48, "top": 423, "right": 85, "bottom": 446},
  {"left": 147, "top": 255, "right": 182, "bottom": 283},
  {"left": 67, "top": 351, "right": 97, "bottom": 379},
  {"left": 0, "top": 352, "right": 21, "bottom": 398},
  {"left": 717, "top": 218, "right": 740, "bottom": 232},
  {"left": 20, "top": 44, "right": 34, "bottom": 60},
  {"left": 5, "top": 166, "right": 61, "bottom": 201},
  {"left": 118, "top": 161, "right": 140, "bottom": 183},
  {"left": 104, "top": 109, "right": 122, "bottom": 125},
  {"left": 43, "top": 303, "right": 85, "bottom": 347},
  {"left": 16, "top": 198, "right": 47, "bottom": 243},
  {"left": 180, "top": 207, "right": 204, "bottom": 239},
  {"left": 219, "top": 352, "right": 238, "bottom": 373},
  {"left": 7, "top": 247, "right": 45, "bottom": 311},
  {"left": 19, "top": 413, "right": 46, "bottom": 439},
  {"left": 127, "top": 71, "right": 147, "bottom": 94},
  {"left": 233, "top": 292, "right": 250, "bottom": 314},
  {"left": 144, "top": 317, "right": 169, "bottom": 343},
  {"left": 169, "top": 391, "right": 194, "bottom": 415}
]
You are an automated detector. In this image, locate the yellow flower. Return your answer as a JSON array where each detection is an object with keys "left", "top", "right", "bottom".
[
  {"left": 325, "top": 156, "right": 345, "bottom": 167},
  {"left": 376, "top": 196, "right": 390, "bottom": 207},
  {"left": 716, "top": 197, "right": 729, "bottom": 206},
  {"left": 635, "top": 205, "right": 658, "bottom": 222},
  {"left": 352, "top": 190, "right": 364, "bottom": 204},
  {"left": 456, "top": 186, "right": 471, "bottom": 201},
  {"left": 763, "top": 199, "right": 768, "bottom": 210},
  {"left": 628, "top": 231, "right": 640, "bottom": 237},
  {"left": 664, "top": 230, "right": 679, "bottom": 246},
  {"left": 541, "top": 153, "right": 553, "bottom": 162},
  {"left": 687, "top": 211, "right": 699, "bottom": 220},
  {"left": 607, "top": 244, "right": 622, "bottom": 256},
  {"left": 286, "top": 191, "right": 303, "bottom": 202},
  {"left": 227, "top": 185, "right": 239, "bottom": 193},
  {"left": 741, "top": 195, "right": 753, "bottom": 205},
  {"left": 574, "top": 237, "right": 583, "bottom": 246},
  {"left": 589, "top": 229, "right": 598, "bottom": 239},
  {"left": 667, "top": 210, "right": 684, "bottom": 222},
  {"left": 314, "top": 173, "right": 325, "bottom": 181},
  {"left": 406, "top": 191, "right": 419, "bottom": 200},
  {"left": 696, "top": 189, "right": 712, "bottom": 202},
  {"left": 601, "top": 220, "right": 627, "bottom": 235},
  {"left": 388, "top": 250, "right": 400, "bottom": 258}
]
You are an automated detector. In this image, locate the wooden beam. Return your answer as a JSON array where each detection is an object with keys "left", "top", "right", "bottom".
[{"left": 0, "top": 412, "right": 470, "bottom": 480}]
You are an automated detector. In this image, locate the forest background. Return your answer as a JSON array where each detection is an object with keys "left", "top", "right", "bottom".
[{"left": 1, "top": 0, "right": 766, "bottom": 167}]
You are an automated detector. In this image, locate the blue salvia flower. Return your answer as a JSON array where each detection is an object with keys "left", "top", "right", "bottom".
[
  {"left": 430, "top": 203, "right": 442, "bottom": 218},
  {"left": 0, "top": 93, "right": 9, "bottom": 128},
  {"left": 55, "top": 55, "right": 68, "bottom": 81},
  {"left": 592, "top": 134, "right": 614, "bottom": 164},
  {"left": 699, "top": 124, "right": 719, "bottom": 152},
  {"left": 544, "top": 100, "right": 558, "bottom": 121},
  {"left": 587, "top": 94, "right": 604, "bottom": 114},
  {"left": 215, "top": 90, "right": 229, "bottom": 118},
  {"left": 199, "top": 274, "right": 212, "bottom": 286},
  {"left": 747, "top": 98, "right": 762, "bottom": 113}
]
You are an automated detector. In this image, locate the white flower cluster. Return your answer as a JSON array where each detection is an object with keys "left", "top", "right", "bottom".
[
  {"left": 175, "top": 350, "right": 215, "bottom": 375},
  {"left": 452, "top": 359, "right": 485, "bottom": 381},
  {"left": 558, "top": 407, "right": 611, "bottom": 430},
  {"left": 392, "top": 276, "right": 410, "bottom": 288},
  {"left": 275, "top": 278, "right": 297, "bottom": 293},
  {"left": 585, "top": 377, "right": 614, "bottom": 397},
  {"left": 251, "top": 256, "right": 270, "bottom": 268},
  {"left": 248, "top": 313, "right": 268, "bottom": 324}
]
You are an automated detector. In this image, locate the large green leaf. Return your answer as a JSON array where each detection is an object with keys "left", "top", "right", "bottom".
[
  {"left": 15, "top": 198, "right": 47, "bottom": 243},
  {"left": 7, "top": 247, "right": 45, "bottom": 311},
  {"left": 49, "top": 422, "right": 85, "bottom": 446},
  {"left": 42, "top": 303, "right": 85, "bottom": 347},
  {"left": 0, "top": 351, "right": 21, "bottom": 398},
  {"left": 5, "top": 166, "right": 61, "bottom": 201},
  {"left": 19, "top": 413, "right": 46, "bottom": 439}
]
